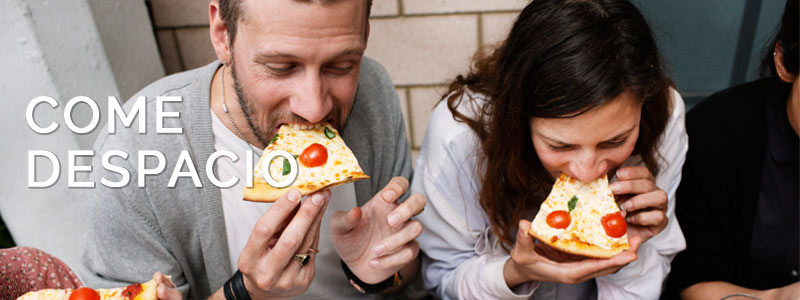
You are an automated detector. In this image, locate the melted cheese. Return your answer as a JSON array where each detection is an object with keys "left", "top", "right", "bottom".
[{"left": 531, "top": 174, "right": 627, "bottom": 250}]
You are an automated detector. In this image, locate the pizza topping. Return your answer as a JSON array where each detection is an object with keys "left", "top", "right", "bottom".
[
  {"left": 601, "top": 212, "right": 627, "bottom": 238},
  {"left": 271, "top": 134, "right": 279, "bottom": 144},
  {"left": 122, "top": 283, "right": 142, "bottom": 299},
  {"left": 282, "top": 158, "right": 291, "bottom": 175},
  {"left": 546, "top": 210, "right": 571, "bottom": 229},
  {"left": 324, "top": 127, "right": 336, "bottom": 139},
  {"left": 68, "top": 287, "right": 99, "bottom": 300},
  {"left": 299, "top": 143, "right": 328, "bottom": 167},
  {"left": 567, "top": 195, "right": 579, "bottom": 213}
]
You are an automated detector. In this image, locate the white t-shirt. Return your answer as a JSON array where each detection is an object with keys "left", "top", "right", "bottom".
[{"left": 210, "top": 110, "right": 373, "bottom": 299}]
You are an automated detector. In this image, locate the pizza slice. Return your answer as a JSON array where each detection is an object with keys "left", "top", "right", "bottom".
[
  {"left": 528, "top": 173, "right": 629, "bottom": 258},
  {"left": 243, "top": 122, "right": 369, "bottom": 202},
  {"left": 16, "top": 279, "right": 157, "bottom": 300}
]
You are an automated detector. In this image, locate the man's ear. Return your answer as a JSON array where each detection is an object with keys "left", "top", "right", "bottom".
[
  {"left": 209, "top": 1, "right": 232, "bottom": 65},
  {"left": 774, "top": 42, "right": 797, "bottom": 83},
  {"left": 364, "top": 20, "right": 370, "bottom": 45}
]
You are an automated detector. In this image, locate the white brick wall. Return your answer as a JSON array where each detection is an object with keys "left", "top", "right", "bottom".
[{"left": 150, "top": 1, "right": 524, "bottom": 160}]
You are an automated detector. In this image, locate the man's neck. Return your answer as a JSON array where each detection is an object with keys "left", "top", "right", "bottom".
[{"left": 210, "top": 65, "right": 263, "bottom": 147}]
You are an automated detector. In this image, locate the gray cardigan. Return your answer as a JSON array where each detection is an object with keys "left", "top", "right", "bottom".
[{"left": 78, "top": 58, "right": 413, "bottom": 299}]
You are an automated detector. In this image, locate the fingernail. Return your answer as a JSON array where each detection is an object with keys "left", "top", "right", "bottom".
[
  {"left": 383, "top": 190, "right": 396, "bottom": 201},
  {"left": 288, "top": 190, "right": 300, "bottom": 202},
  {"left": 370, "top": 259, "right": 379, "bottom": 268},
  {"left": 312, "top": 193, "right": 324, "bottom": 206},
  {"left": 158, "top": 285, "right": 165, "bottom": 294},
  {"left": 621, "top": 201, "right": 633, "bottom": 211},
  {"left": 373, "top": 244, "right": 385, "bottom": 255},
  {"left": 610, "top": 182, "right": 621, "bottom": 193},
  {"left": 627, "top": 216, "right": 634, "bottom": 223},
  {"left": 387, "top": 213, "right": 401, "bottom": 226},
  {"left": 617, "top": 169, "right": 628, "bottom": 179}
]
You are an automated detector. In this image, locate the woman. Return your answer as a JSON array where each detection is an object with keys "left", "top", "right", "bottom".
[
  {"left": 411, "top": 0, "right": 687, "bottom": 299},
  {"left": 665, "top": 0, "right": 799, "bottom": 299}
]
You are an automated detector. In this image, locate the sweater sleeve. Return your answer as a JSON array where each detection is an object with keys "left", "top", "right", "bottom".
[
  {"left": 412, "top": 102, "right": 539, "bottom": 300},
  {"left": 595, "top": 88, "right": 688, "bottom": 300},
  {"left": 77, "top": 133, "right": 191, "bottom": 298}
]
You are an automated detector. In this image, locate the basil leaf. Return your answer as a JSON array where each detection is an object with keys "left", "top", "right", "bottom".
[
  {"left": 282, "top": 158, "right": 291, "bottom": 175},
  {"left": 568, "top": 195, "right": 579, "bottom": 213},
  {"left": 324, "top": 127, "right": 336, "bottom": 139},
  {"left": 271, "top": 134, "right": 279, "bottom": 144}
]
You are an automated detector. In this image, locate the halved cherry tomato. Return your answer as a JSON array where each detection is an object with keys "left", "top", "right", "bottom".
[
  {"left": 299, "top": 143, "right": 328, "bottom": 167},
  {"left": 602, "top": 212, "right": 627, "bottom": 238},
  {"left": 546, "top": 210, "right": 571, "bottom": 229},
  {"left": 69, "top": 287, "right": 100, "bottom": 300}
]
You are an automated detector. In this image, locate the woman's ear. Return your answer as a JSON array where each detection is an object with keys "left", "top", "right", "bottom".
[{"left": 774, "top": 42, "right": 797, "bottom": 83}]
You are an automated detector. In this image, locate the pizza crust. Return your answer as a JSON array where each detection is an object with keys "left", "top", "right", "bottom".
[
  {"left": 528, "top": 227, "right": 629, "bottom": 258},
  {"left": 243, "top": 170, "right": 368, "bottom": 202}
]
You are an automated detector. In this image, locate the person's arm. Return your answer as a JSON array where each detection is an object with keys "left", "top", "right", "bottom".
[
  {"left": 411, "top": 104, "right": 539, "bottom": 299},
  {"left": 682, "top": 281, "right": 800, "bottom": 300},
  {"left": 79, "top": 138, "right": 191, "bottom": 298},
  {"left": 595, "top": 88, "right": 689, "bottom": 299}
]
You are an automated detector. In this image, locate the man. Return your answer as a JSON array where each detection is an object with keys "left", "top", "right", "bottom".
[{"left": 78, "top": 0, "right": 426, "bottom": 299}]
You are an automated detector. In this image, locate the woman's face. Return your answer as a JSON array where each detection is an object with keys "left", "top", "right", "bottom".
[{"left": 530, "top": 91, "right": 642, "bottom": 182}]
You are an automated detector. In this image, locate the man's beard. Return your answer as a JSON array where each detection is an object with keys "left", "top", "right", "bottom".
[{"left": 228, "top": 61, "right": 343, "bottom": 148}]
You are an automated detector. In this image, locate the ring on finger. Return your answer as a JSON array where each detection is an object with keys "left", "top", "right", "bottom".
[{"left": 293, "top": 253, "right": 311, "bottom": 266}]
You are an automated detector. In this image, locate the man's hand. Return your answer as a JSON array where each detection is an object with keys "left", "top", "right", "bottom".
[
  {"left": 153, "top": 271, "right": 181, "bottom": 300},
  {"left": 503, "top": 220, "right": 641, "bottom": 288},
  {"left": 330, "top": 177, "right": 426, "bottom": 284},
  {"left": 610, "top": 166, "right": 669, "bottom": 243},
  {"left": 237, "top": 189, "right": 330, "bottom": 299}
]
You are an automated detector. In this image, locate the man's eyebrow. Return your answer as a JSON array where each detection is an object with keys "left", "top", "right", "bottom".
[
  {"left": 538, "top": 125, "right": 636, "bottom": 145},
  {"left": 254, "top": 48, "right": 365, "bottom": 61}
]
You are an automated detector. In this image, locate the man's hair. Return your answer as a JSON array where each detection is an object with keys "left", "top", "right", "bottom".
[{"left": 218, "top": 0, "right": 373, "bottom": 44}]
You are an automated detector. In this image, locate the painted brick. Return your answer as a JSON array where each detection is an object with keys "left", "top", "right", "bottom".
[
  {"left": 150, "top": 0, "right": 209, "bottom": 28},
  {"left": 396, "top": 88, "right": 412, "bottom": 147},
  {"left": 371, "top": 0, "right": 399, "bottom": 17},
  {"left": 409, "top": 86, "right": 446, "bottom": 147},
  {"left": 366, "top": 15, "right": 478, "bottom": 86},
  {"left": 175, "top": 28, "right": 217, "bottom": 69},
  {"left": 403, "top": 0, "right": 527, "bottom": 15},
  {"left": 156, "top": 30, "right": 183, "bottom": 74},
  {"left": 481, "top": 12, "right": 519, "bottom": 47}
]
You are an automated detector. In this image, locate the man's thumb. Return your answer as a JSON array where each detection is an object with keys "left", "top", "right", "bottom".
[{"left": 330, "top": 207, "right": 362, "bottom": 234}]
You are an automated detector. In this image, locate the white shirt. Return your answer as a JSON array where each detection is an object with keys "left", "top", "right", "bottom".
[
  {"left": 410, "top": 89, "right": 688, "bottom": 300},
  {"left": 211, "top": 111, "right": 375, "bottom": 299}
]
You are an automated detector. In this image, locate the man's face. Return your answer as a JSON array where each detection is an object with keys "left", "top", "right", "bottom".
[{"left": 228, "top": 0, "right": 367, "bottom": 143}]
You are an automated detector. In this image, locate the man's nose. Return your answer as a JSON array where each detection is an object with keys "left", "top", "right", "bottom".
[
  {"left": 291, "top": 73, "right": 332, "bottom": 123},
  {"left": 569, "top": 150, "right": 606, "bottom": 183}
]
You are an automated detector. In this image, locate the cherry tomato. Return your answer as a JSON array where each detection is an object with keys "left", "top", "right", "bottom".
[
  {"left": 299, "top": 143, "right": 328, "bottom": 167},
  {"left": 69, "top": 287, "right": 100, "bottom": 300},
  {"left": 602, "top": 212, "right": 627, "bottom": 238},
  {"left": 546, "top": 210, "right": 571, "bottom": 229}
]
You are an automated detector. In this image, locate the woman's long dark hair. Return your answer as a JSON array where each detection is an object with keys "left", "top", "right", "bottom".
[
  {"left": 444, "top": 0, "right": 673, "bottom": 249},
  {"left": 760, "top": 0, "right": 798, "bottom": 78}
]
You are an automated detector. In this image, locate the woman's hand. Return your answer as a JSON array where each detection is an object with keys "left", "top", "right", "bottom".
[
  {"left": 610, "top": 166, "right": 669, "bottom": 243},
  {"left": 503, "top": 220, "right": 641, "bottom": 288}
]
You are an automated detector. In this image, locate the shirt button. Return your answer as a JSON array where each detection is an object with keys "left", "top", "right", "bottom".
[{"left": 791, "top": 270, "right": 798, "bottom": 277}]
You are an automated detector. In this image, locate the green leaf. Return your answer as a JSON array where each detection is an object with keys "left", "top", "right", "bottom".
[
  {"left": 271, "top": 134, "right": 279, "bottom": 144},
  {"left": 568, "top": 195, "right": 579, "bottom": 213},
  {"left": 324, "top": 127, "right": 336, "bottom": 139},
  {"left": 282, "top": 158, "right": 291, "bottom": 175}
]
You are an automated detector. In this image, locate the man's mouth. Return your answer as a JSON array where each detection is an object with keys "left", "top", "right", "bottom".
[{"left": 276, "top": 120, "right": 337, "bottom": 131}]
